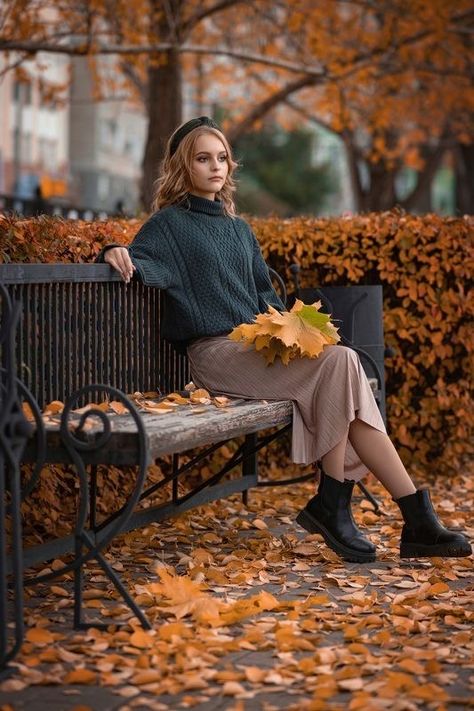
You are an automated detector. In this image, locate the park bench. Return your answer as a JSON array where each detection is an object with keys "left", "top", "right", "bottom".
[
  {"left": 0, "top": 262, "right": 297, "bottom": 657},
  {"left": 0, "top": 262, "right": 383, "bottom": 673}
]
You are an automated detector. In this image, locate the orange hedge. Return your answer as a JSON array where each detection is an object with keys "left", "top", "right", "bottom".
[{"left": 1, "top": 211, "right": 473, "bottom": 480}]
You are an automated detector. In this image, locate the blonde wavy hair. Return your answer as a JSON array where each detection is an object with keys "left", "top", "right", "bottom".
[{"left": 152, "top": 125, "right": 239, "bottom": 216}]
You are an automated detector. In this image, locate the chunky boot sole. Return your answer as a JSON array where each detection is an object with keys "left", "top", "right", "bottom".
[
  {"left": 400, "top": 540, "right": 472, "bottom": 559},
  {"left": 296, "top": 508, "right": 376, "bottom": 563}
]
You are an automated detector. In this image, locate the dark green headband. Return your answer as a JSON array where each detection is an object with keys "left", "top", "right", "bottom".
[{"left": 169, "top": 116, "right": 220, "bottom": 156}]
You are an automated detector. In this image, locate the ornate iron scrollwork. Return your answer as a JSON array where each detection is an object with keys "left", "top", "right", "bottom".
[
  {"left": 0, "top": 283, "right": 42, "bottom": 678},
  {"left": 23, "top": 384, "right": 152, "bottom": 630}
]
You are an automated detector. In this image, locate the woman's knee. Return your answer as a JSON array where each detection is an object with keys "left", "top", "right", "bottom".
[{"left": 323, "top": 344, "right": 359, "bottom": 365}]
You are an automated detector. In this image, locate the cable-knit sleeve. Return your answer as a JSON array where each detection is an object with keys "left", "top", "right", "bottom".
[
  {"left": 96, "top": 216, "right": 173, "bottom": 289},
  {"left": 251, "top": 233, "right": 285, "bottom": 312},
  {"left": 128, "top": 218, "right": 174, "bottom": 289}
]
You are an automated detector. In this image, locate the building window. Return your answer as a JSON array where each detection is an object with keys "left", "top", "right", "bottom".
[
  {"left": 124, "top": 136, "right": 142, "bottom": 163},
  {"left": 38, "top": 137, "right": 58, "bottom": 172},
  {"left": 98, "top": 174, "right": 110, "bottom": 200},
  {"left": 12, "top": 129, "right": 33, "bottom": 164},
  {"left": 21, "top": 133, "right": 32, "bottom": 163},
  {"left": 13, "top": 80, "right": 32, "bottom": 105},
  {"left": 107, "top": 119, "right": 117, "bottom": 136}
]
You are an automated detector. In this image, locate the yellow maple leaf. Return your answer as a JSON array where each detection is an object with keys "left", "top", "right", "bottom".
[
  {"left": 151, "top": 567, "right": 206, "bottom": 604},
  {"left": 229, "top": 300, "right": 339, "bottom": 365},
  {"left": 147, "top": 568, "right": 223, "bottom": 622}
]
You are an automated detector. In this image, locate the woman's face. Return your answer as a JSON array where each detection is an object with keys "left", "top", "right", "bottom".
[{"left": 190, "top": 133, "right": 229, "bottom": 200}]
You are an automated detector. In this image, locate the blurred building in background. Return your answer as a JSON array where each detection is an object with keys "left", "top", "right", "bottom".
[
  {"left": 0, "top": 53, "right": 147, "bottom": 215},
  {"left": 0, "top": 53, "right": 69, "bottom": 200},
  {"left": 69, "top": 57, "right": 146, "bottom": 214}
]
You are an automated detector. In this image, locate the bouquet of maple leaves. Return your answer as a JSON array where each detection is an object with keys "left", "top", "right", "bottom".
[{"left": 229, "top": 299, "right": 340, "bottom": 365}]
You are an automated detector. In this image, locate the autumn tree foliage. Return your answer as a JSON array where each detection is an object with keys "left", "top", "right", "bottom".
[
  {"left": 1, "top": 1, "right": 472, "bottom": 212},
  {"left": 218, "top": 1, "right": 474, "bottom": 212}
]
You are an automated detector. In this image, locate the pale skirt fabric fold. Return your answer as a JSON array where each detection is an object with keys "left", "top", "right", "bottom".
[{"left": 187, "top": 337, "right": 386, "bottom": 482}]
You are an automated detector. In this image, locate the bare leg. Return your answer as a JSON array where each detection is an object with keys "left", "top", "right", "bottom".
[
  {"left": 348, "top": 418, "right": 416, "bottom": 499},
  {"left": 321, "top": 429, "right": 348, "bottom": 482}
]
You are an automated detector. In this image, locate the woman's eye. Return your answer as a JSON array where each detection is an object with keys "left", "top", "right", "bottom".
[{"left": 196, "top": 155, "right": 227, "bottom": 163}]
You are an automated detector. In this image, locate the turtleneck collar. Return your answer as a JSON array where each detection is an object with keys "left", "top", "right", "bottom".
[{"left": 182, "top": 193, "right": 226, "bottom": 216}]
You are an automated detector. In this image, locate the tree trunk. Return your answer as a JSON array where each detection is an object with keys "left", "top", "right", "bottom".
[
  {"left": 360, "top": 162, "right": 397, "bottom": 212},
  {"left": 342, "top": 133, "right": 399, "bottom": 213},
  {"left": 454, "top": 142, "right": 474, "bottom": 215},
  {"left": 141, "top": 47, "right": 183, "bottom": 211},
  {"left": 407, "top": 178, "right": 432, "bottom": 213},
  {"left": 401, "top": 139, "right": 448, "bottom": 213},
  {"left": 340, "top": 131, "right": 364, "bottom": 212}
]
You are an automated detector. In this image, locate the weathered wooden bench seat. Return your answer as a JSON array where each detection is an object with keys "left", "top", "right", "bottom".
[{"left": 31, "top": 397, "right": 293, "bottom": 467}]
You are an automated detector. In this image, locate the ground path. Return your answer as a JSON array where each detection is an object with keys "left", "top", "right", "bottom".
[{"left": 1, "top": 471, "right": 472, "bottom": 711}]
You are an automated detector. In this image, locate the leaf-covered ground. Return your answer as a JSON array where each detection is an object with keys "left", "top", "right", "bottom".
[{"left": 1, "top": 472, "right": 473, "bottom": 711}]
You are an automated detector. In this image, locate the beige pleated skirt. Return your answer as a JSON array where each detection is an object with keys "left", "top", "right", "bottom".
[{"left": 187, "top": 337, "right": 386, "bottom": 482}]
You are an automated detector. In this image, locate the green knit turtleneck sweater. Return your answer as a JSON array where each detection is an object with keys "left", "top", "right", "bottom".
[{"left": 99, "top": 194, "right": 284, "bottom": 345}]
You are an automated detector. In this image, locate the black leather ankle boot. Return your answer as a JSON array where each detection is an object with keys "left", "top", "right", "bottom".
[
  {"left": 296, "top": 470, "right": 376, "bottom": 562},
  {"left": 395, "top": 489, "right": 471, "bottom": 558}
]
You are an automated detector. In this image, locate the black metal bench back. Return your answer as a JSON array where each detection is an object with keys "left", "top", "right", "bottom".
[{"left": 0, "top": 264, "right": 190, "bottom": 408}]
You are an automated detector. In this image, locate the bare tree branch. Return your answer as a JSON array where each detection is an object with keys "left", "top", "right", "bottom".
[
  {"left": 99, "top": 0, "right": 149, "bottom": 103},
  {"left": 180, "top": 0, "right": 247, "bottom": 35},
  {"left": 0, "top": 39, "right": 326, "bottom": 75},
  {"left": 245, "top": 70, "right": 337, "bottom": 135},
  {"left": 448, "top": 26, "right": 474, "bottom": 34},
  {"left": 0, "top": 1, "right": 16, "bottom": 34},
  {"left": 0, "top": 52, "right": 30, "bottom": 79},
  {"left": 2, "top": 8, "right": 472, "bottom": 78},
  {"left": 283, "top": 98, "right": 338, "bottom": 136},
  {"left": 119, "top": 60, "right": 147, "bottom": 104},
  {"left": 227, "top": 75, "right": 320, "bottom": 142},
  {"left": 162, "top": 0, "right": 181, "bottom": 41}
]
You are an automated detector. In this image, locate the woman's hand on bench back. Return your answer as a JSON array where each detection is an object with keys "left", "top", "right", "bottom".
[{"left": 104, "top": 247, "right": 136, "bottom": 283}]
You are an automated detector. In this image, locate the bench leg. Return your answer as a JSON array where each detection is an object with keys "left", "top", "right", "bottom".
[
  {"left": 0, "top": 288, "right": 37, "bottom": 678},
  {"left": 242, "top": 433, "right": 258, "bottom": 506},
  {"left": 89, "top": 465, "right": 98, "bottom": 530},
  {"left": 0, "top": 450, "right": 25, "bottom": 679},
  {"left": 73, "top": 530, "right": 151, "bottom": 630},
  {"left": 73, "top": 534, "right": 85, "bottom": 629},
  {"left": 172, "top": 454, "right": 179, "bottom": 503},
  {"left": 356, "top": 481, "right": 381, "bottom": 512}
]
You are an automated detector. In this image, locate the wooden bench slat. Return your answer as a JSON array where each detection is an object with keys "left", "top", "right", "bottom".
[
  {"left": 24, "top": 399, "right": 293, "bottom": 465},
  {"left": 131, "top": 399, "right": 293, "bottom": 457},
  {"left": 0, "top": 263, "right": 123, "bottom": 284}
]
